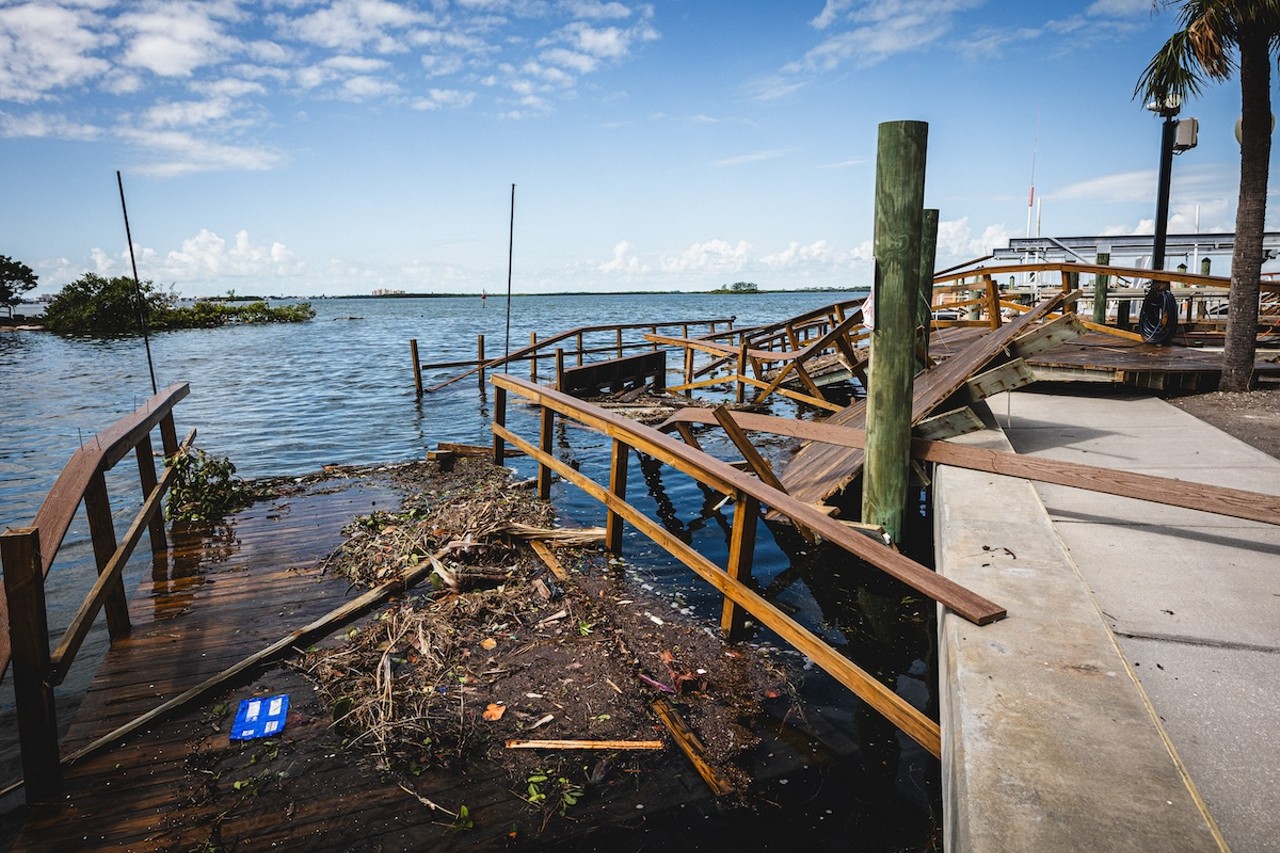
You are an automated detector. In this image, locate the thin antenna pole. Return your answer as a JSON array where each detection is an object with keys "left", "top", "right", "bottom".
[
  {"left": 1026, "top": 108, "right": 1039, "bottom": 239},
  {"left": 116, "top": 170, "right": 158, "bottom": 394},
  {"left": 504, "top": 182, "right": 515, "bottom": 361}
]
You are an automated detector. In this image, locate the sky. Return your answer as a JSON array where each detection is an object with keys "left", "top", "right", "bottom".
[{"left": 1, "top": 0, "right": 1276, "bottom": 298}]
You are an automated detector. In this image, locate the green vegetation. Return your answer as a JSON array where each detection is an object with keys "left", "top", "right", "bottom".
[
  {"left": 712, "top": 281, "right": 760, "bottom": 294},
  {"left": 1, "top": 255, "right": 38, "bottom": 317},
  {"left": 41, "top": 273, "right": 314, "bottom": 335},
  {"left": 165, "top": 447, "right": 265, "bottom": 522}
]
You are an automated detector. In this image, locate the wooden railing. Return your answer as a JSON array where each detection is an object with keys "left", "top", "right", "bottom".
[
  {"left": 932, "top": 260, "right": 1280, "bottom": 336},
  {"left": 412, "top": 318, "right": 737, "bottom": 396},
  {"left": 488, "top": 373, "right": 1006, "bottom": 759},
  {"left": 1, "top": 383, "right": 193, "bottom": 801}
]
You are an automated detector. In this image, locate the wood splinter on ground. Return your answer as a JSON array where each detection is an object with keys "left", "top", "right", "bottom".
[
  {"left": 504, "top": 739, "right": 666, "bottom": 750},
  {"left": 650, "top": 697, "right": 735, "bottom": 796}
]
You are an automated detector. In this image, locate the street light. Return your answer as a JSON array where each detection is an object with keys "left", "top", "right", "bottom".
[{"left": 1146, "top": 95, "right": 1198, "bottom": 271}]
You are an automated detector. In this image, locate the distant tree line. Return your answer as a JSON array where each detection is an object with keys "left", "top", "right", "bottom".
[{"left": 713, "top": 281, "right": 760, "bottom": 294}]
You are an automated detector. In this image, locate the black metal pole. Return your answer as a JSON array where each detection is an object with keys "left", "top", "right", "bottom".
[
  {"left": 1151, "top": 115, "right": 1177, "bottom": 272},
  {"left": 116, "top": 171, "right": 158, "bottom": 395},
  {"left": 504, "top": 183, "right": 515, "bottom": 361}
]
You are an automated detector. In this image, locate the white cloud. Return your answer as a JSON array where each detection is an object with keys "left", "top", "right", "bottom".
[
  {"left": 0, "top": 2, "right": 112, "bottom": 102},
  {"left": 285, "top": 0, "right": 427, "bottom": 53},
  {"left": 597, "top": 240, "right": 646, "bottom": 274},
  {"left": 936, "top": 217, "right": 1014, "bottom": 260},
  {"left": 412, "top": 88, "right": 476, "bottom": 110},
  {"left": 1086, "top": 0, "right": 1152, "bottom": 18},
  {"left": 157, "top": 228, "right": 305, "bottom": 281},
  {"left": 118, "top": 128, "right": 284, "bottom": 176},
  {"left": 660, "top": 239, "right": 754, "bottom": 274},
  {"left": 713, "top": 149, "right": 789, "bottom": 167},
  {"left": 117, "top": 2, "right": 240, "bottom": 77},
  {"left": 0, "top": 110, "right": 100, "bottom": 140}
]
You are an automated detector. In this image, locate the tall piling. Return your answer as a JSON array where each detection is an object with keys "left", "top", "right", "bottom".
[
  {"left": 862, "top": 120, "right": 928, "bottom": 544},
  {"left": 1092, "top": 252, "right": 1110, "bottom": 325},
  {"left": 917, "top": 208, "right": 939, "bottom": 363}
]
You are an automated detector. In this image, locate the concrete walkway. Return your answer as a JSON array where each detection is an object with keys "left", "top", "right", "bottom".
[{"left": 935, "top": 389, "right": 1279, "bottom": 852}]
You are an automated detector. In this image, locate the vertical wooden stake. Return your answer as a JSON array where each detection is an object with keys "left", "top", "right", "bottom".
[
  {"left": 650, "top": 325, "right": 658, "bottom": 351},
  {"left": 863, "top": 119, "right": 927, "bottom": 545},
  {"left": 477, "top": 335, "right": 486, "bottom": 390},
  {"left": 135, "top": 436, "right": 167, "bottom": 553},
  {"left": 1092, "top": 252, "right": 1111, "bottom": 325},
  {"left": 1, "top": 528, "right": 61, "bottom": 802},
  {"left": 576, "top": 331, "right": 584, "bottom": 366},
  {"left": 84, "top": 469, "right": 130, "bottom": 639},
  {"left": 917, "top": 208, "right": 939, "bottom": 363},
  {"left": 492, "top": 385, "right": 507, "bottom": 466},
  {"left": 606, "top": 440, "right": 630, "bottom": 555},
  {"left": 537, "top": 405, "right": 554, "bottom": 500},
  {"left": 159, "top": 412, "right": 179, "bottom": 458},
  {"left": 1065, "top": 270, "right": 1080, "bottom": 314},
  {"left": 983, "top": 276, "right": 1002, "bottom": 329},
  {"left": 683, "top": 347, "right": 694, "bottom": 398},
  {"left": 555, "top": 348, "right": 565, "bottom": 391},
  {"left": 721, "top": 493, "right": 758, "bottom": 640},
  {"left": 410, "top": 338, "right": 423, "bottom": 399},
  {"left": 736, "top": 339, "right": 747, "bottom": 404},
  {"left": 616, "top": 327, "right": 623, "bottom": 358},
  {"left": 529, "top": 332, "right": 538, "bottom": 381}
]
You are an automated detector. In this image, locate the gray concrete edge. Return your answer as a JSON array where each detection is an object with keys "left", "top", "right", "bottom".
[{"left": 934, "top": 404, "right": 1225, "bottom": 853}]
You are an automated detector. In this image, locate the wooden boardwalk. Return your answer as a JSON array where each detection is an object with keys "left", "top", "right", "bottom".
[{"left": 12, "top": 474, "right": 410, "bottom": 851}]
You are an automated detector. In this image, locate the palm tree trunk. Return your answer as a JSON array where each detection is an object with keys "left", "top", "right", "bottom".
[{"left": 1219, "top": 31, "right": 1272, "bottom": 391}]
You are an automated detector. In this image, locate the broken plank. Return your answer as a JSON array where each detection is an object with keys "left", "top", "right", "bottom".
[
  {"left": 912, "top": 407, "right": 985, "bottom": 441},
  {"left": 650, "top": 698, "right": 734, "bottom": 796},
  {"left": 528, "top": 539, "right": 570, "bottom": 582}
]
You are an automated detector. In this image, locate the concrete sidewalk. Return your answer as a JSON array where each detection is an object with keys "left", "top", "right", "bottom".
[{"left": 935, "top": 389, "right": 1279, "bottom": 852}]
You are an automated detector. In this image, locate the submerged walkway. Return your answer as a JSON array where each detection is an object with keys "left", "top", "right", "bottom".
[{"left": 936, "top": 389, "right": 1279, "bottom": 852}]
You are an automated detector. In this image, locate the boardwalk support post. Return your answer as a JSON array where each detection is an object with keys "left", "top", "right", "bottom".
[
  {"left": 606, "top": 440, "right": 629, "bottom": 555},
  {"left": 917, "top": 208, "right": 939, "bottom": 363},
  {"left": 863, "top": 119, "right": 928, "bottom": 545},
  {"left": 1092, "top": 252, "right": 1111, "bottom": 325},
  {"left": 410, "top": 339, "right": 423, "bottom": 399},
  {"left": 1, "top": 528, "right": 61, "bottom": 802}
]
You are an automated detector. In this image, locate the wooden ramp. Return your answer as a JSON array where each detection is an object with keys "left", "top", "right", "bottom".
[{"left": 778, "top": 294, "right": 1072, "bottom": 509}]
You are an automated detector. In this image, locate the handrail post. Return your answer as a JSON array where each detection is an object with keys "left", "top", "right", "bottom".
[
  {"left": 606, "top": 440, "right": 630, "bottom": 555},
  {"left": 576, "top": 331, "right": 584, "bottom": 366},
  {"left": 477, "top": 335, "right": 486, "bottom": 390},
  {"left": 1, "top": 528, "right": 62, "bottom": 802},
  {"left": 135, "top": 436, "right": 168, "bottom": 553},
  {"left": 1092, "top": 252, "right": 1111, "bottom": 325},
  {"left": 736, "top": 339, "right": 747, "bottom": 404},
  {"left": 492, "top": 384, "right": 506, "bottom": 466},
  {"left": 555, "top": 348, "right": 565, "bottom": 391},
  {"left": 84, "top": 469, "right": 131, "bottom": 638},
  {"left": 529, "top": 332, "right": 538, "bottom": 381},
  {"left": 537, "top": 405, "right": 555, "bottom": 500},
  {"left": 159, "top": 411, "right": 179, "bottom": 458},
  {"left": 615, "top": 327, "right": 623, "bottom": 358},
  {"left": 410, "top": 338, "right": 423, "bottom": 399},
  {"left": 721, "top": 493, "right": 758, "bottom": 640}
]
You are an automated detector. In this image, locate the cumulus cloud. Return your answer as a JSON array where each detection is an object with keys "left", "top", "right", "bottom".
[
  {"left": 936, "top": 217, "right": 1014, "bottom": 260},
  {"left": 157, "top": 228, "right": 305, "bottom": 281},
  {"left": 0, "top": 110, "right": 100, "bottom": 140},
  {"left": 0, "top": 2, "right": 112, "bottom": 102},
  {"left": 117, "top": 2, "right": 240, "bottom": 77},
  {"left": 597, "top": 240, "right": 646, "bottom": 274},
  {"left": 660, "top": 239, "right": 754, "bottom": 274}
]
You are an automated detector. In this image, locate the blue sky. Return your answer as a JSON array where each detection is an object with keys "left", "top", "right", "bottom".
[{"left": 1, "top": 0, "right": 1273, "bottom": 297}]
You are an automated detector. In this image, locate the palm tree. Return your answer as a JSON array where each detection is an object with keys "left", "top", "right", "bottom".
[{"left": 1136, "top": 0, "right": 1280, "bottom": 391}]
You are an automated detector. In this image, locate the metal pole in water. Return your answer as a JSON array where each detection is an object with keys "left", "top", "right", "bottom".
[
  {"left": 116, "top": 171, "right": 158, "bottom": 395},
  {"left": 505, "top": 183, "right": 515, "bottom": 362}
]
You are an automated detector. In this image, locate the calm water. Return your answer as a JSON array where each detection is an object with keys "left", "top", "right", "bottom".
[{"left": 0, "top": 291, "right": 940, "bottom": 849}]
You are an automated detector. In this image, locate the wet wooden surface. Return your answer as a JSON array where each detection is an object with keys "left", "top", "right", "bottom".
[{"left": 12, "top": 475, "right": 408, "bottom": 851}]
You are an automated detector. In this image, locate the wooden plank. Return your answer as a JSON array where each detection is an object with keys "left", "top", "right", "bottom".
[
  {"left": 504, "top": 739, "right": 664, "bottom": 750},
  {"left": 662, "top": 407, "right": 1280, "bottom": 528},
  {"left": 528, "top": 539, "right": 570, "bottom": 582},
  {"left": 912, "top": 407, "right": 985, "bottom": 441},
  {"left": 651, "top": 698, "right": 734, "bottom": 796},
  {"left": 1005, "top": 312, "right": 1086, "bottom": 359},
  {"left": 954, "top": 359, "right": 1037, "bottom": 403}
]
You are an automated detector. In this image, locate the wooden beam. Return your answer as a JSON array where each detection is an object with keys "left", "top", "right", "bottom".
[
  {"left": 505, "top": 739, "right": 664, "bottom": 750},
  {"left": 651, "top": 699, "right": 734, "bottom": 795}
]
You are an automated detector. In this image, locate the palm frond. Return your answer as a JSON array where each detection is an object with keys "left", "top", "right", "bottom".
[{"left": 1134, "top": 29, "right": 1206, "bottom": 105}]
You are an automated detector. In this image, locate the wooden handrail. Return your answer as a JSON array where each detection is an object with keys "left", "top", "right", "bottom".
[
  {"left": 489, "top": 373, "right": 1005, "bottom": 626},
  {"left": 1, "top": 384, "right": 189, "bottom": 802},
  {"left": 933, "top": 260, "right": 1227, "bottom": 289}
]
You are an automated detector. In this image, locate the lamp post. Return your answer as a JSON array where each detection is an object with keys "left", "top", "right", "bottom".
[{"left": 1149, "top": 96, "right": 1180, "bottom": 272}]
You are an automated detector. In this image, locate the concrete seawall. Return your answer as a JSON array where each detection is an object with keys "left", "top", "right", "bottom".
[{"left": 934, "top": 395, "right": 1229, "bottom": 851}]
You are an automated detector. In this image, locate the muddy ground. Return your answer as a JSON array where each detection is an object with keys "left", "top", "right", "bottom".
[{"left": 1169, "top": 387, "right": 1280, "bottom": 461}]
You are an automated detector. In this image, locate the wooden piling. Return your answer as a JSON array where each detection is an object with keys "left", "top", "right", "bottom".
[
  {"left": 1, "top": 528, "right": 61, "bottom": 802},
  {"left": 410, "top": 338, "right": 423, "bottom": 398},
  {"left": 736, "top": 339, "right": 748, "bottom": 404},
  {"left": 917, "top": 208, "right": 939, "bottom": 362},
  {"left": 1092, "top": 252, "right": 1110, "bottom": 325},
  {"left": 477, "top": 335, "right": 486, "bottom": 390},
  {"left": 492, "top": 384, "right": 506, "bottom": 466},
  {"left": 606, "top": 440, "right": 629, "bottom": 555},
  {"left": 555, "top": 348, "right": 565, "bottom": 391},
  {"left": 529, "top": 332, "right": 538, "bottom": 381},
  {"left": 862, "top": 120, "right": 927, "bottom": 545},
  {"left": 537, "top": 405, "right": 554, "bottom": 499}
]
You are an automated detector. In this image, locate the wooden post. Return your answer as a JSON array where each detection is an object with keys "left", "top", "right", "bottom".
[
  {"left": 529, "top": 332, "right": 538, "bottom": 381},
  {"left": 555, "top": 348, "right": 565, "bottom": 391},
  {"left": 983, "top": 276, "right": 1002, "bottom": 329},
  {"left": 1, "top": 528, "right": 61, "bottom": 802},
  {"left": 616, "top": 327, "right": 623, "bottom": 358},
  {"left": 1200, "top": 257, "right": 1211, "bottom": 276},
  {"left": 576, "top": 331, "right": 584, "bottom": 366},
  {"left": 683, "top": 347, "right": 694, "bottom": 398},
  {"left": 862, "top": 120, "right": 927, "bottom": 545},
  {"left": 917, "top": 208, "right": 939, "bottom": 362},
  {"left": 83, "top": 469, "right": 130, "bottom": 639},
  {"left": 721, "top": 493, "right": 758, "bottom": 640},
  {"left": 410, "top": 338, "right": 423, "bottom": 398},
  {"left": 1065, "top": 270, "right": 1080, "bottom": 314},
  {"left": 135, "top": 437, "right": 167, "bottom": 553},
  {"left": 1092, "top": 252, "right": 1110, "bottom": 325},
  {"left": 492, "top": 384, "right": 506, "bottom": 466},
  {"left": 606, "top": 440, "right": 629, "bottom": 555},
  {"left": 735, "top": 339, "right": 747, "bottom": 404},
  {"left": 537, "top": 405, "right": 554, "bottom": 500},
  {"left": 477, "top": 335, "right": 486, "bottom": 390},
  {"left": 159, "top": 412, "right": 179, "bottom": 458}
]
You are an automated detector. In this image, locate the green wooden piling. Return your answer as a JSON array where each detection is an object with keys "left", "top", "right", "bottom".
[
  {"left": 917, "top": 208, "right": 939, "bottom": 362},
  {"left": 1092, "top": 252, "right": 1110, "bottom": 325},
  {"left": 863, "top": 120, "right": 927, "bottom": 545}
]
